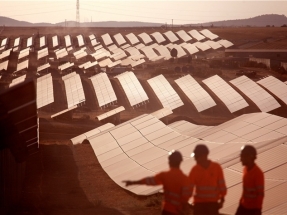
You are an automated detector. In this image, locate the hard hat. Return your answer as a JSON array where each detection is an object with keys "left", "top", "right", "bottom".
[
  {"left": 241, "top": 145, "right": 257, "bottom": 157},
  {"left": 168, "top": 150, "right": 183, "bottom": 164},
  {"left": 191, "top": 144, "right": 209, "bottom": 157}
]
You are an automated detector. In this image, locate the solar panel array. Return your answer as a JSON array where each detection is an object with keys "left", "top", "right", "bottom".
[
  {"left": 148, "top": 74, "right": 184, "bottom": 110},
  {"left": 16, "top": 59, "right": 29, "bottom": 72},
  {"left": 89, "top": 73, "right": 117, "bottom": 107},
  {"left": 101, "top": 33, "right": 113, "bottom": 46},
  {"left": 0, "top": 60, "right": 9, "bottom": 71},
  {"left": 76, "top": 35, "right": 85, "bottom": 47},
  {"left": 257, "top": 76, "right": 287, "bottom": 105},
  {"left": 0, "top": 38, "right": 8, "bottom": 47},
  {"left": 62, "top": 72, "right": 85, "bottom": 108},
  {"left": 138, "top": 32, "right": 153, "bottom": 45},
  {"left": 39, "top": 36, "right": 46, "bottom": 48},
  {"left": 18, "top": 47, "right": 30, "bottom": 60},
  {"left": 96, "top": 106, "right": 125, "bottom": 121},
  {"left": 37, "top": 63, "right": 50, "bottom": 73},
  {"left": 58, "top": 62, "right": 74, "bottom": 71},
  {"left": 9, "top": 75, "right": 26, "bottom": 88},
  {"left": 192, "top": 41, "right": 211, "bottom": 51},
  {"left": 150, "top": 32, "right": 166, "bottom": 44},
  {"left": 0, "top": 48, "right": 11, "bottom": 60},
  {"left": 203, "top": 75, "right": 249, "bottom": 113},
  {"left": 175, "top": 75, "right": 216, "bottom": 112},
  {"left": 163, "top": 31, "right": 179, "bottom": 43},
  {"left": 71, "top": 123, "right": 115, "bottom": 145},
  {"left": 36, "top": 73, "right": 54, "bottom": 109},
  {"left": 175, "top": 30, "right": 192, "bottom": 42},
  {"left": 217, "top": 39, "right": 234, "bottom": 48},
  {"left": 250, "top": 57, "right": 271, "bottom": 68},
  {"left": 204, "top": 40, "right": 222, "bottom": 49},
  {"left": 230, "top": 75, "right": 280, "bottom": 112},
  {"left": 113, "top": 33, "right": 126, "bottom": 46},
  {"left": 64, "top": 35, "right": 72, "bottom": 47},
  {"left": 55, "top": 48, "right": 68, "bottom": 59},
  {"left": 37, "top": 47, "right": 48, "bottom": 60},
  {"left": 26, "top": 36, "right": 33, "bottom": 47},
  {"left": 125, "top": 33, "right": 140, "bottom": 45},
  {"left": 188, "top": 30, "right": 205, "bottom": 41},
  {"left": 200, "top": 29, "right": 218, "bottom": 40},
  {"left": 52, "top": 35, "right": 59, "bottom": 47},
  {"left": 180, "top": 43, "right": 199, "bottom": 55},
  {"left": 115, "top": 71, "right": 149, "bottom": 107},
  {"left": 14, "top": 37, "right": 20, "bottom": 47}
]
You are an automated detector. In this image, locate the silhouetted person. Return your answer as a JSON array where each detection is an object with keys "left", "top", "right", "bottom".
[
  {"left": 189, "top": 144, "right": 227, "bottom": 215},
  {"left": 123, "top": 150, "right": 192, "bottom": 215},
  {"left": 235, "top": 145, "right": 264, "bottom": 215}
]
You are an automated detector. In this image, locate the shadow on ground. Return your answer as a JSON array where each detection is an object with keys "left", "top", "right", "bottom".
[{"left": 9, "top": 144, "right": 124, "bottom": 215}]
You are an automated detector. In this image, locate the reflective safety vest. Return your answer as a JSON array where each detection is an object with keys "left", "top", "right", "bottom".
[
  {"left": 189, "top": 161, "right": 227, "bottom": 203},
  {"left": 142, "top": 168, "right": 192, "bottom": 214},
  {"left": 240, "top": 164, "right": 264, "bottom": 209}
]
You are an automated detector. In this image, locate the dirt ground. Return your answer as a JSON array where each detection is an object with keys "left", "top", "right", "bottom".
[{"left": 2, "top": 27, "right": 287, "bottom": 215}]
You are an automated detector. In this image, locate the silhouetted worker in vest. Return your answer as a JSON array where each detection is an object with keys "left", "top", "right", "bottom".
[
  {"left": 189, "top": 144, "right": 227, "bottom": 215},
  {"left": 235, "top": 145, "right": 264, "bottom": 215},
  {"left": 123, "top": 150, "right": 192, "bottom": 215}
]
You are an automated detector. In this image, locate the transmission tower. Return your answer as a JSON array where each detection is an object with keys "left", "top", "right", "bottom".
[{"left": 76, "top": 0, "right": 80, "bottom": 27}]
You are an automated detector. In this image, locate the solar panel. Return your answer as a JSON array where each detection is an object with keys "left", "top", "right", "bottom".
[
  {"left": 140, "top": 45, "right": 164, "bottom": 61},
  {"left": 113, "top": 33, "right": 127, "bottom": 46},
  {"left": 153, "top": 45, "right": 172, "bottom": 60},
  {"left": 98, "top": 58, "right": 121, "bottom": 68},
  {"left": 91, "top": 48, "right": 111, "bottom": 61},
  {"left": 124, "top": 46, "right": 142, "bottom": 56},
  {"left": 175, "top": 30, "right": 192, "bottom": 42},
  {"left": 18, "top": 47, "right": 30, "bottom": 60},
  {"left": 147, "top": 74, "right": 184, "bottom": 110},
  {"left": 71, "top": 123, "right": 115, "bottom": 145},
  {"left": 150, "top": 32, "right": 166, "bottom": 44},
  {"left": 36, "top": 73, "right": 54, "bottom": 109},
  {"left": 15, "top": 59, "right": 29, "bottom": 72},
  {"left": 163, "top": 31, "right": 179, "bottom": 43},
  {"left": 26, "top": 36, "right": 33, "bottom": 47},
  {"left": 64, "top": 35, "right": 72, "bottom": 47},
  {"left": 192, "top": 41, "right": 211, "bottom": 51},
  {"left": 55, "top": 48, "right": 68, "bottom": 59},
  {"left": 62, "top": 72, "right": 85, "bottom": 108},
  {"left": 0, "top": 48, "right": 12, "bottom": 60},
  {"left": 0, "top": 60, "right": 9, "bottom": 71},
  {"left": 230, "top": 75, "right": 280, "bottom": 112},
  {"left": 73, "top": 48, "right": 87, "bottom": 60},
  {"left": 188, "top": 30, "right": 205, "bottom": 41},
  {"left": 204, "top": 40, "right": 222, "bottom": 49},
  {"left": 97, "top": 106, "right": 125, "bottom": 121},
  {"left": 165, "top": 44, "right": 187, "bottom": 58},
  {"left": 125, "top": 33, "right": 140, "bottom": 45},
  {"left": 1, "top": 38, "right": 8, "bottom": 47},
  {"left": 76, "top": 35, "right": 85, "bottom": 47},
  {"left": 58, "top": 62, "right": 74, "bottom": 71},
  {"left": 250, "top": 57, "right": 270, "bottom": 68},
  {"left": 217, "top": 39, "right": 234, "bottom": 48},
  {"left": 202, "top": 75, "right": 249, "bottom": 113},
  {"left": 101, "top": 33, "right": 113, "bottom": 46},
  {"left": 37, "top": 47, "right": 48, "bottom": 60},
  {"left": 37, "top": 63, "right": 50, "bottom": 73},
  {"left": 200, "top": 29, "right": 218, "bottom": 40},
  {"left": 14, "top": 37, "right": 20, "bottom": 47},
  {"left": 175, "top": 75, "right": 216, "bottom": 112},
  {"left": 9, "top": 75, "right": 26, "bottom": 88},
  {"left": 180, "top": 42, "right": 199, "bottom": 55},
  {"left": 89, "top": 72, "right": 117, "bottom": 107},
  {"left": 52, "top": 35, "right": 59, "bottom": 47},
  {"left": 115, "top": 71, "right": 149, "bottom": 107},
  {"left": 39, "top": 36, "right": 46, "bottom": 48},
  {"left": 150, "top": 108, "right": 173, "bottom": 119},
  {"left": 257, "top": 76, "right": 287, "bottom": 105},
  {"left": 138, "top": 32, "right": 153, "bottom": 45}
]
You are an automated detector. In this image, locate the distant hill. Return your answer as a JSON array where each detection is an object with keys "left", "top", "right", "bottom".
[
  {"left": 200, "top": 14, "right": 287, "bottom": 27},
  {"left": 1, "top": 14, "right": 287, "bottom": 27}
]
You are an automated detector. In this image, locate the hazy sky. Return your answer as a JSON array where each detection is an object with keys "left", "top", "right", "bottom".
[{"left": 1, "top": 0, "right": 287, "bottom": 25}]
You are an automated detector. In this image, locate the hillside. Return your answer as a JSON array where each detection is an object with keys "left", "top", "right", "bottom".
[
  {"left": 1, "top": 14, "right": 287, "bottom": 27},
  {"left": 202, "top": 14, "right": 287, "bottom": 27}
]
